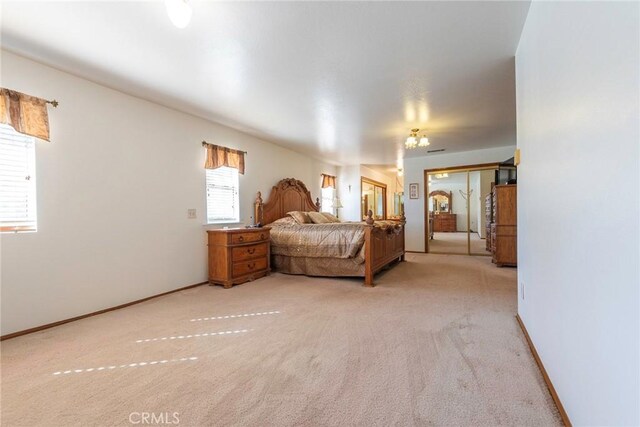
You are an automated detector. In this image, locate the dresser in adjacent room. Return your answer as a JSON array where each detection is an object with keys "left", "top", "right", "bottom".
[
  {"left": 206, "top": 227, "right": 271, "bottom": 288},
  {"left": 490, "top": 184, "right": 517, "bottom": 266},
  {"left": 431, "top": 212, "right": 457, "bottom": 232},
  {"left": 485, "top": 191, "right": 493, "bottom": 252}
]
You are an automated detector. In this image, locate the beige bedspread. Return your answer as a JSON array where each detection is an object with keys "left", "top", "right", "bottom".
[{"left": 268, "top": 217, "right": 401, "bottom": 264}]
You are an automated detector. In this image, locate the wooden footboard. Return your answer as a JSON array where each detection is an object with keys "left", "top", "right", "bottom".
[{"left": 363, "top": 211, "right": 406, "bottom": 287}]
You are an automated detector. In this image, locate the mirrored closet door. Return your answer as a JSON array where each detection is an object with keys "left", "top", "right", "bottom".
[
  {"left": 361, "top": 177, "right": 387, "bottom": 220},
  {"left": 425, "top": 166, "right": 498, "bottom": 256}
]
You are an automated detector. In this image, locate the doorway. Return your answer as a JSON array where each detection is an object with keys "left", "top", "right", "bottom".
[{"left": 425, "top": 164, "right": 498, "bottom": 255}]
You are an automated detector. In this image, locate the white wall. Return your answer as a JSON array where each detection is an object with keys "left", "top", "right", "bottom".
[
  {"left": 403, "top": 146, "right": 515, "bottom": 251},
  {"left": 337, "top": 165, "right": 361, "bottom": 221},
  {"left": 0, "top": 51, "right": 336, "bottom": 335},
  {"left": 516, "top": 2, "right": 639, "bottom": 425}
]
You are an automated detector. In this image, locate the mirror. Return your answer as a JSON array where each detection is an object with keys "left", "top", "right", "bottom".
[
  {"left": 470, "top": 169, "right": 496, "bottom": 256},
  {"left": 427, "top": 171, "right": 467, "bottom": 254},
  {"left": 426, "top": 167, "right": 498, "bottom": 256},
  {"left": 429, "top": 191, "right": 452, "bottom": 213},
  {"left": 392, "top": 192, "right": 404, "bottom": 217},
  {"left": 361, "top": 177, "right": 387, "bottom": 220}
]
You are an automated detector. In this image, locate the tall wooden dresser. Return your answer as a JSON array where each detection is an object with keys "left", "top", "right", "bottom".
[
  {"left": 491, "top": 185, "right": 517, "bottom": 267},
  {"left": 207, "top": 227, "right": 271, "bottom": 288},
  {"left": 485, "top": 191, "right": 493, "bottom": 252}
]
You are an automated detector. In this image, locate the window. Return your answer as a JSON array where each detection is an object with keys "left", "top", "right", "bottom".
[
  {"left": 206, "top": 166, "right": 239, "bottom": 223},
  {"left": 321, "top": 187, "right": 335, "bottom": 214},
  {"left": 0, "top": 124, "right": 37, "bottom": 232}
]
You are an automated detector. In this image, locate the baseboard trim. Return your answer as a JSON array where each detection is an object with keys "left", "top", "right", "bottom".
[
  {"left": 0, "top": 281, "right": 208, "bottom": 341},
  {"left": 516, "top": 314, "right": 572, "bottom": 427}
]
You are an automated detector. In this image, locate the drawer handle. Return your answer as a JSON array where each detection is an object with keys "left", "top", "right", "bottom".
[
  {"left": 238, "top": 236, "right": 244, "bottom": 242},
  {"left": 259, "top": 233, "right": 265, "bottom": 240},
  {"left": 248, "top": 262, "right": 256, "bottom": 270},
  {"left": 247, "top": 248, "right": 256, "bottom": 254}
]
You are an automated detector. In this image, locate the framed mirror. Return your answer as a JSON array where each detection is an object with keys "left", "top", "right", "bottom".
[
  {"left": 392, "top": 192, "right": 404, "bottom": 218},
  {"left": 429, "top": 190, "right": 452, "bottom": 213},
  {"left": 361, "top": 177, "right": 387, "bottom": 220}
]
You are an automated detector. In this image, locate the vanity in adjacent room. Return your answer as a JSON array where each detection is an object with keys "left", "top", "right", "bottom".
[{"left": 429, "top": 190, "right": 457, "bottom": 232}]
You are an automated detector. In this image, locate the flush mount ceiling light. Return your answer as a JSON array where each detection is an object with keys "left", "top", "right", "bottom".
[
  {"left": 165, "top": 0, "right": 192, "bottom": 28},
  {"left": 405, "top": 128, "right": 429, "bottom": 149}
]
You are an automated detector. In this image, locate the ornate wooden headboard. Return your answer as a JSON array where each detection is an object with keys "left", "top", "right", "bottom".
[{"left": 254, "top": 178, "right": 320, "bottom": 225}]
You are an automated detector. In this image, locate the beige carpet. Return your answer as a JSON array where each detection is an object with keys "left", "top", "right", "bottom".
[
  {"left": 1, "top": 254, "right": 560, "bottom": 426},
  {"left": 429, "top": 232, "right": 489, "bottom": 255}
]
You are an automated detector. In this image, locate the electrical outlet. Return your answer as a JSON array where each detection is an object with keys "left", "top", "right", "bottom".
[
  {"left": 187, "top": 209, "right": 197, "bottom": 219},
  {"left": 520, "top": 281, "right": 525, "bottom": 300}
]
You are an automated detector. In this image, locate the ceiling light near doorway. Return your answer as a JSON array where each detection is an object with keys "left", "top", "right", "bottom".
[
  {"left": 405, "top": 128, "right": 430, "bottom": 149},
  {"left": 165, "top": 0, "right": 192, "bottom": 28}
]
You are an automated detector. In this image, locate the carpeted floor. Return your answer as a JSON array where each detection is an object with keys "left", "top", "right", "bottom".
[
  {"left": 1, "top": 253, "right": 561, "bottom": 426},
  {"left": 429, "top": 231, "right": 488, "bottom": 255}
]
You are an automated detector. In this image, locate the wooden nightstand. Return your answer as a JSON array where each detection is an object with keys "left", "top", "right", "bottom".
[{"left": 206, "top": 227, "right": 271, "bottom": 288}]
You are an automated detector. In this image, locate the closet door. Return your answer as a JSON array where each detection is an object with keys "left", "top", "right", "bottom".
[
  {"left": 469, "top": 169, "right": 496, "bottom": 256},
  {"left": 426, "top": 170, "right": 469, "bottom": 254}
]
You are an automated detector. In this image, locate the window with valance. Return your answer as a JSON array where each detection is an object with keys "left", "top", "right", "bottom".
[
  {"left": 0, "top": 88, "right": 55, "bottom": 232},
  {"left": 203, "top": 142, "right": 245, "bottom": 224}
]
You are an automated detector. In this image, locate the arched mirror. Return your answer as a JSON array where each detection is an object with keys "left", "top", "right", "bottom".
[{"left": 429, "top": 190, "right": 452, "bottom": 213}]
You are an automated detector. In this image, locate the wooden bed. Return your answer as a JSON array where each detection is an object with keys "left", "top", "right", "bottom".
[{"left": 254, "top": 178, "right": 405, "bottom": 287}]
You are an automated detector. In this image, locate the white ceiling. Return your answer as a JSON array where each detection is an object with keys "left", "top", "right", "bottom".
[{"left": 1, "top": 1, "right": 530, "bottom": 166}]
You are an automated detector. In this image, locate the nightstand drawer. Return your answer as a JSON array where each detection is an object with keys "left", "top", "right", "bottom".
[
  {"left": 232, "top": 242, "right": 268, "bottom": 261},
  {"left": 232, "top": 258, "right": 268, "bottom": 278},
  {"left": 231, "top": 231, "right": 268, "bottom": 245},
  {"left": 207, "top": 227, "right": 271, "bottom": 288}
]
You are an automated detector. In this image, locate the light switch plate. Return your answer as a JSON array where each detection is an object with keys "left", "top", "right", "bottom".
[{"left": 187, "top": 209, "right": 197, "bottom": 219}]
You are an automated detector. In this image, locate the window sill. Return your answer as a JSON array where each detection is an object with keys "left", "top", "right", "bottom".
[
  {"left": 204, "top": 221, "right": 244, "bottom": 227},
  {"left": 1, "top": 226, "right": 37, "bottom": 233}
]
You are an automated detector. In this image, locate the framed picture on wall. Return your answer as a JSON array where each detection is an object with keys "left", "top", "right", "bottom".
[{"left": 409, "top": 183, "right": 419, "bottom": 199}]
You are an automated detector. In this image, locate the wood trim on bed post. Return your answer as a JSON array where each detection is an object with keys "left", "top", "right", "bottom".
[
  {"left": 364, "top": 210, "right": 375, "bottom": 286},
  {"left": 365, "top": 209, "right": 375, "bottom": 225},
  {"left": 254, "top": 191, "right": 263, "bottom": 225},
  {"left": 364, "top": 225, "right": 374, "bottom": 287},
  {"left": 400, "top": 212, "right": 407, "bottom": 262},
  {"left": 363, "top": 210, "right": 405, "bottom": 287}
]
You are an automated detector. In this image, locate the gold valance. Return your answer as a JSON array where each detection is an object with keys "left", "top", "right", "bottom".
[
  {"left": 0, "top": 88, "right": 52, "bottom": 141},
  {"left": 202, "top": 141, "right": 245, "bottom": 174},
  {"left": 321, "top": 174, "right": 336, "bottom": 188}
]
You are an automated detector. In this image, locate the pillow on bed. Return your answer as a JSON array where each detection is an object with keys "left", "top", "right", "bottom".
[
  {"left": 307, "top": 211, "right": 332, "bottom": 224},
  {"left": 321, "top": 212, "right": 341, "bottom": 223},
  {"left": 271, "top": 216, "right": 297, "bottom": 226},
  {"left": 287, "top": 211, "right": 312, "bottom": 224}
]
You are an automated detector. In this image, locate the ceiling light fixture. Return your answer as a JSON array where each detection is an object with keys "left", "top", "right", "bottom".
[
  {"left": 165, "top": 0, "right": 192, "bottom": 29},
  {"left": 405, "top": 128, "right": 430, "bottom": 149}
]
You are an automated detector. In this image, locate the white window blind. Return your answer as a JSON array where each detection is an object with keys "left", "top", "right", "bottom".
[
  {"left": 0, "top": 124, "right": 37, "bottom": 232},
  {"left": 206, "top": 166, "right": 239, "bottom": 223},
  {"left": 321, "top": 187, "right": 335, "bottom": 214}
]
